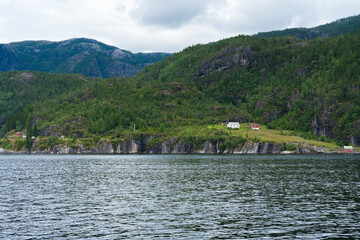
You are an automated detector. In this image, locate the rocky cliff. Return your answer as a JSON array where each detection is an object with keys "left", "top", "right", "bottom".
[{"left": 23, "top": 136, "right": 321, "bottom": 154}]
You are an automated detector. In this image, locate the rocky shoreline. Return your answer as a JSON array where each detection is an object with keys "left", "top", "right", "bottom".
[{"left": 0, "top": 138, "right": 354, "bottom": 154}]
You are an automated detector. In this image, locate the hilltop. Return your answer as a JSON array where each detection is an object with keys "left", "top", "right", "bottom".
[
  {"left": 256, "top": 14, "right": 360, "bottom": 39},
  {"left": 0, "top": 38, "right": 171, "bottom": 78}
]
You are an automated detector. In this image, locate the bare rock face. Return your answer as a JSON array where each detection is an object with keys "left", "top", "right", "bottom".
[
  {"left": 69, "top": 145, "right": 87, "bottom": 154},
  {"left": 195, "top": 141, "right": 218, "bottom": 154},
  {"left": 19, "top": 134, "right": 318, "bottom": 155},
  {"left": 48, "top": 145, "right": 69, "bottom": 154},
  {"left": 296, "top": 145, "right": 316, "bottom": 154},
  {"left": 148, "top": 137, "right": 178, "bottom": 154},
  {"left": 350, "top": 136, "right": 360, "bottom": 146},
  {"left": 258, "top": 142, "right": 281, "bottom": 154},
  {"left": 39, "top": 125, "right": 62, "bottom": 137},
  {"left": 350, "top": 120, "right": 360, "bottom": 145},
  {"left": 90, "top": 140, "right": 114, "bottom": 154},
  {"left": 158, "top": 138, "right": 176, "bottom": 153},
  {"left": 171, "top": 140, "right": 194, "bottom": 154},
  {"left": 311, "top": 113, "right": 335, "bottom": 138},
  {"left": 197, "top": 46, "right": 254, "bottom": 77},
  {"left": 233, "top": 142, "right": 260, "bottom": 154},
  {"left": 116, "top": 140, "right": 142, "bottom": 154}
]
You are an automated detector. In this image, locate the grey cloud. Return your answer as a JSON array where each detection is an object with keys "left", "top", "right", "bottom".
[
  {"left": 202, "top": 0, "right": 360, "bottom": 35},
  {"left": 203, "top": 0, "right": 316, "bottom": 34},
  {"left": 1, "top": 0, "right": 360, "bottom": 53},
  {"left": 133, "top": 0, "right": 219, "bottom": 28}
]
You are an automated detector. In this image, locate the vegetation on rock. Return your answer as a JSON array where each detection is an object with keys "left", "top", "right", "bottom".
[{"left": 1, "top": 15, "right": 360, "bottom": 151}]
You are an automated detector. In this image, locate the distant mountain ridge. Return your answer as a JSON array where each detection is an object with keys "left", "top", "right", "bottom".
[
  {"left": 255, "top": 14, "right": 360, "bottom": 39},
  {"left": 0, "top": 38, "right": 171, "bottom": 78}
]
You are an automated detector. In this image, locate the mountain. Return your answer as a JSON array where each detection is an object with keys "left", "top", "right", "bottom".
[
  {"left": 1, "top": 32, "right": 356, "bottom": 147},
  {"left": 1, "top": 16, "right": 360, "bottom": 152},
  {"left": 255, "top": 14, "right": 360, "bottom": 39},
  {"left": 0, "top": 38, "right": 171, "bottom": 78},
  {"left": 131, "top": 33, "right": 360, "bottom": 145}
]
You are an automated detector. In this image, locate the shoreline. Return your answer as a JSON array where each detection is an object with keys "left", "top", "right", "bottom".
[
  {"left": 1, "top": 139, "right": 356, "bottom": 155},
  {"left": 1, "top": 150, "right": 358, "bottom": 155}
]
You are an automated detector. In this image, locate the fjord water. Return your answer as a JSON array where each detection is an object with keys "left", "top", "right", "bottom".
[{"left": 0, "top": 155, "right": 359, "bottom": 239}]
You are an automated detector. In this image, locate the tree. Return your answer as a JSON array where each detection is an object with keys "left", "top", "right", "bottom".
[
  {"left": 32, "top": 125, "right": 39, "bottom": 137},
  {"left": 25, "top": 126, "right": 33, "bottom": 153}
]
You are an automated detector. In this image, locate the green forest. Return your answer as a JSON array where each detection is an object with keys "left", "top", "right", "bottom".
[{"left": 1, "top": 20, "right": 360, "bottom": 152}]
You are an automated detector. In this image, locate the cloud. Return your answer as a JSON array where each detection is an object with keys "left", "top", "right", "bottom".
[
  {"left": 201, "top": 0, "right": 324, "bottom": 34},
  {"left": 132, "top": 0, "right": 220, "bottom": 28},
  {"left": 0, "top": 0, "right": 360, "bottom": 52}
]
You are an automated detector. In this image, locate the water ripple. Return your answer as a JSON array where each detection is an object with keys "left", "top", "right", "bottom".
[{"left": 0, "top": 154, "right": 359, "bottom": 239}]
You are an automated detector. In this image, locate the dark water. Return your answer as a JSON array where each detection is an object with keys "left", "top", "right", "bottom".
[{"left": 0, "top": 155, "right": 359, "bottom": 239}]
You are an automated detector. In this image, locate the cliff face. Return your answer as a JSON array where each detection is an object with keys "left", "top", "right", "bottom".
[{"left": 27, "top": 137, "right": 317, "bottom": 154}]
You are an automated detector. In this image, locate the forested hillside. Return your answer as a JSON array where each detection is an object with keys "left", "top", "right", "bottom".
[
  {"left": 133, "top": 33, "right": 360, "bottom": 145},
  {"left": 0, "top": 38, "right": 170, "bottom": 78},
  {"left": 1, "top": 32, "right": 355, "bottom": 146},
  {"left": 0, "top": 71, "right": 97, "bottom": 136},
  {"left": 1, "top": 17, "right": 360, "bottom": 152},
  {"left": 256, "top": 14, "right": 360, "bottom": 39}
]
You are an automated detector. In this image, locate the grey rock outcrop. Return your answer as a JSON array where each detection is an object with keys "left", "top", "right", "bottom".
[
  {"left": 13, "top": 135, "right": 322, "bottom": 155},
  {"left": 90, "top": 140, "right": 114, "bottom": 154},
  {"left": 296, "top": 145, "right": 316, "bottom": 154},
  {"left": 194, "top": 141, "right": 219, "bottom": 154},
  {"left": 233, "top": 142, "right": 259, "bottom": 154},
  {"left": 116, "top": 140, "right": 142, "bottom": 154},
  {"left": 171, "top": 140, "right": 194, "bottom": 154},
  {"left": 258, "top": 142, "right": 281, "bottom": 154}
]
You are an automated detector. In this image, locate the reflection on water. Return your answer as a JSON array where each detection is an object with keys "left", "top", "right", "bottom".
[{"left": 0, "top": 154, "right": 359, "bottom": 239}]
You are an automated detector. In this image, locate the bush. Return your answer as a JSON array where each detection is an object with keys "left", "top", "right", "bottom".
[
  {"left": 146, "top": 137, "right": 166, "bottom": 150},
  {"left": 220, "top": 136, "right": 246, "bottom": 150},
  {"left": 71, "top": 134, "right": 78, "bottom": 142},
  {"left": 15, "top": 139, "right": 25, "bottom": 150},
  {"left": 286, "top": 144, "right": 296, "bottom": 151},
  {"left": 267, "top": 123, "right": 275, "bottom": 129},
  {"left": 281, "top": 143, "right": 286, "bottom": 151},
  {"left": 47, "top": 136, "right": 59, "bottom": 147}
]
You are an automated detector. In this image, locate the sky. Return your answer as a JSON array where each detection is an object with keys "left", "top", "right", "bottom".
[{"left": 0, "top": 0, "right": 360, "bottom": 53}]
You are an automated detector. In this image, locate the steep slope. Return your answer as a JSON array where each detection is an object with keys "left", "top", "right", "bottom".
[
  {"left": 12, "top": 32, "right": 357, "bottom": 146},
  {"left": 256, "top": 14, "right": 360, "bottom": 39},
  {"left": 0, "top": 71, "right": 97, "bottom": 134},
  {"left": 1, "top": 28, "right": 360, "bottom": 147},
  {"left": 133, "top": 33, "right": 360, "bottom": 145},
  {"left": 0, "top": 38, "right": 171, "bottom": 78}
]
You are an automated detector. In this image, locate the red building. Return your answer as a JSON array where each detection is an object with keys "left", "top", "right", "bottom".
[
  {"left": 250, "top": 123, "right": 260, "bottom": 130},
  {"left": 343, "top": 146, "right": 353, "bottom": 152}
]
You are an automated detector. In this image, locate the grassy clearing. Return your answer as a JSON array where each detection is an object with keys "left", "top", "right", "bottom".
[
  {"left": 0, "top": 123, "right": 341, "bottom": 151},
  {"left": 207, "top": 123, "right": 339, "bottom": 149}
]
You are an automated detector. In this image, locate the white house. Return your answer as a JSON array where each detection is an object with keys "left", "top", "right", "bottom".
[{"left": 227, "top": 122, "right": 240, "bottom": 129}]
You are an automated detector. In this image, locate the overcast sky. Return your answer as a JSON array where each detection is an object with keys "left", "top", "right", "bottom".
[{"left": 0, "top": 0, "right": 360, "bottom": 53}]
